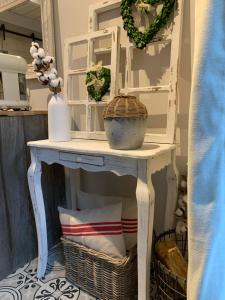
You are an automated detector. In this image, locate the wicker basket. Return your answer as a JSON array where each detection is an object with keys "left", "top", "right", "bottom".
[
  {"left": 154, "top": 230, "right": 188, "bottom": 300},
  {"left": 62, "top": 238, "right": 137, "bottom": 300},
  {"left": 103, "top": 95, "right": 148, "bottom": 119}
]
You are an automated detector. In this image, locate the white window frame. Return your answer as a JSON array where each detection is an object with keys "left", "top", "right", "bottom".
[
  {"left": 64, "top": 26, "right": 120, "bottom": 140},
  {"left": 88, "top": 0, "right": 184, "bottom": 144}
]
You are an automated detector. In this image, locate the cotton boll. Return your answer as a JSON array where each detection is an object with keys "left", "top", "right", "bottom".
[
  {"left": 42, "top": 56, "right": 55, "bottom": 65},
  {"left": 33, "top": 58, "right": 42, "bottom": 65},
  {"left": 31, "top": 42, "right": 39, "bottom": 48},
  {"left": 37, "top": 75, "right": 45, "bottom": 83},
  {"left": 176, "top": 221, "right": 183, "bottom": 234},
  {"left": 32, "top": 61, "right": 39, "bottom": 71},
  {"left": 180, "top": 204, "right": 186, "bottom": 212},
  {"left": 30, "top": 42, "right": 62, "bottom": 94},
  {"left": 181, "top": 223, "right": 187, "bottom": 233},
  {"left": 176, "top": 221, "right": 187, "bottom": 234},
  {"left": 37, "top": 72, "right": 48, "bottom": 85},
  {"left": 37, "top": 48, "right": 45, "bottom": 59},
  {"left": 180, "top": 179, "right": 187, "bottom": 189},
  {"left": 30, "top": 42, "right": 39, "bottom": 56},
  {"left": 37, "top": 72, "right": 45, "bottom": 81},
  {"left": 30, "top": 46, "right": 38, "bottom": 56},
  {"left": 32, "top": 58, "right": 42, "bottom": 71},
  {"left": 49, "top": 78, "right": 60, "bottom": 88},
  {"left": 50, "top": 68, "right": 58, "bottom": 76},
  {"left": 46, "top": 73, "right": 56, "bottom": 81},
  {"left": 178, "top": 196, "right": 187, "bottom": 210},
  {"left": 49, "top": 77, "right": 63, "bottom": 88},
  {"left": 178, "top": 197, "right": 184, "bottom": 207},
  {"left": 32, "top": 52, "right": 39, "bottom": 59},
  {"left": 182, "top": 195, "right": 187, "bottom": 204},
  {"left": 49, "top": 73, "right": 57, "bottom": 80},
  {"left": 175, "top": 208, "right": 184, "bottom": 217},
  {"left": 45, "top": 68, "right": 58, "bottom": 80}
]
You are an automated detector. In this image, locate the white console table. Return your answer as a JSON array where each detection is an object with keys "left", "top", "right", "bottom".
[{"left": 27, "top": 139, "right": 177, "bottom": 300}]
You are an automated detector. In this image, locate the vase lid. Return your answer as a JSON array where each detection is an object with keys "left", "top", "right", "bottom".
[{"left": 103, "top": 95, "right": 148, "bottom": 119}]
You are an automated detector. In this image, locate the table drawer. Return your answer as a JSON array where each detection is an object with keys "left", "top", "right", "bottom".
[{"left": 59, "top": 152, "right": 104, "bottom": 166}]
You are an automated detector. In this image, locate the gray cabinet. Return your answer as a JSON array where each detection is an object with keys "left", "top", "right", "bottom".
[{"left": 0, "top": 112, "right": 66, "bottom": 280}]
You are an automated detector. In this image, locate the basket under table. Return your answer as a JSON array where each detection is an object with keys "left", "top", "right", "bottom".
[{"left": 62, "top": 238, "right": 137, "bottom": 300}]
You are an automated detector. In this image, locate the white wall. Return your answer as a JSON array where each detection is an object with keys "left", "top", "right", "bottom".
[
  {"left": 49, "top": 0, "right": 195, "bottom": 233},
  {"left": 0, "top": 22, "right": 42, "bottom": 63},
  {"left": 22, "top": 0, "right": 195, "bottom": 233},
  {"left": 27, "top": 1, "right": 194, "bottom": 172},
  {"left": 53, "top": 0, "right": 194, "bottom": 175},
  {"left": 27, "top": 80, "right": 50, "bottom": 110},
  {"left": 1, "top": 32, "right": 33, "bottom": 63}
]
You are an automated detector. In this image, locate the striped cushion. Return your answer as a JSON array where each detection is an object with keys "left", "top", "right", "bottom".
[
  {"left": 77, "top": 191, "right": 137, "bottom": 250},
  {"left": 58, "top": 202, "right": 126, "bottom": 258}
]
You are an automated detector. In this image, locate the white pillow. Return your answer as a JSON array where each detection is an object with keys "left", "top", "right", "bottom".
[
  {"left": 77, "top": 191, "right": 137, "bottom": 250},
  {"left": 58, "top": 202, "right": 126, "bottom": 258}
]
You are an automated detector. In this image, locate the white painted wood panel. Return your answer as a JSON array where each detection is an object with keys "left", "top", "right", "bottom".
[
  {"left": 64, "top": 27, "right": 120, "bottom": 139},
  {"left": 87, "top": 0, "right": 184, "bottom": 144},
  {"left": 28, "top": 139, "right": 175, "bottom": 159}
]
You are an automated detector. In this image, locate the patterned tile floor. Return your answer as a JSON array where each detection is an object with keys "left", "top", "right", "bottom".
[{"left": 0, "top": 244, "right": 157, "bottom": 299}]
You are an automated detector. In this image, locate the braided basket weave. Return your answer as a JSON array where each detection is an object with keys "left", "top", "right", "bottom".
[
  {"left": 62, "top": 238, "right": 137, "bottom": 300},
  {"left": 103, "top": 95, "right": 148, "bottom": 119}
]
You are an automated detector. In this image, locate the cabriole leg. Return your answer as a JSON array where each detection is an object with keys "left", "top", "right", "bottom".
[
  {"left": 27, "top": 148, "right": 48, "bottom": 278},
  {"left": 136, "top": 160, "right": 155, "bottom": 300}
]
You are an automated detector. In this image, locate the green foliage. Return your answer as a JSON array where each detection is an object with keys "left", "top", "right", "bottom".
[
  {"left": 86, "top": 67, "right": 111, "bottom": 102},
  {"left": 121, "top": 0, "right": 176, "bottom": 49}
]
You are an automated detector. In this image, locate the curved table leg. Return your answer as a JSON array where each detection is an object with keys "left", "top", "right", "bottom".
[
  {"left": 27, "top": 148, "right": 48, "bottom": 278},
  {"left": 136, "top": 160, "right": 155, "bottom": 300}
]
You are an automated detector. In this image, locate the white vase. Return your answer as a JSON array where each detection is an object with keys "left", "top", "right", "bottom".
[{"left": 48, "top": 93, "right": 71, "bottom": 142}]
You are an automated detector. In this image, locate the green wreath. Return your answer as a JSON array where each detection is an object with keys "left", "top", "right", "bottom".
[
  {"left": 86, "top": 66, "right": 111, "bottom": 102},
  {"left": 121, "top": 0, "right": 176, "bottom": 49}
]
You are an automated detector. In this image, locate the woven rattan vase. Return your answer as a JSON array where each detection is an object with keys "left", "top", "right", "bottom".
[{"left": 103, "top": 95, "right": 148, "bottom": 150}]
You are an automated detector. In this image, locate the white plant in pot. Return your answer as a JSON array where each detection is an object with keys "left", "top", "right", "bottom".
[{"left": 30, "top": 42, "right": 71, "bottom": 142}]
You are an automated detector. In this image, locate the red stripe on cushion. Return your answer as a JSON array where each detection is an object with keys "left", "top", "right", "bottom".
[
  {"left": 63, "top": 231, "right": 123, "bottom": 237},
  {"left": 123, "top": 230, "right": 138, "bottom": 233},
  {"left": 122, "top": 218, "right": 137, "bottom": 222},
  {"left": 61, "top": 221, "right": 121, "bottom": 228},
  {"left": 62, "top": 225, "right": 122, "bottom": 233},
  {"left": 122, "top": 226, "right": 138, "bottom": 230}
]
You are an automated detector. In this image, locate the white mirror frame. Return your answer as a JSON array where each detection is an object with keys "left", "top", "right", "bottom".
[{"left": 0, "top": 0, "right": 55, "bottom": 80}]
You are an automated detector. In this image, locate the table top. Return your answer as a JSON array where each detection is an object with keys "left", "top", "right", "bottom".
[{"left": 28, "top": 139, "right": 175, "bottom": 160}]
